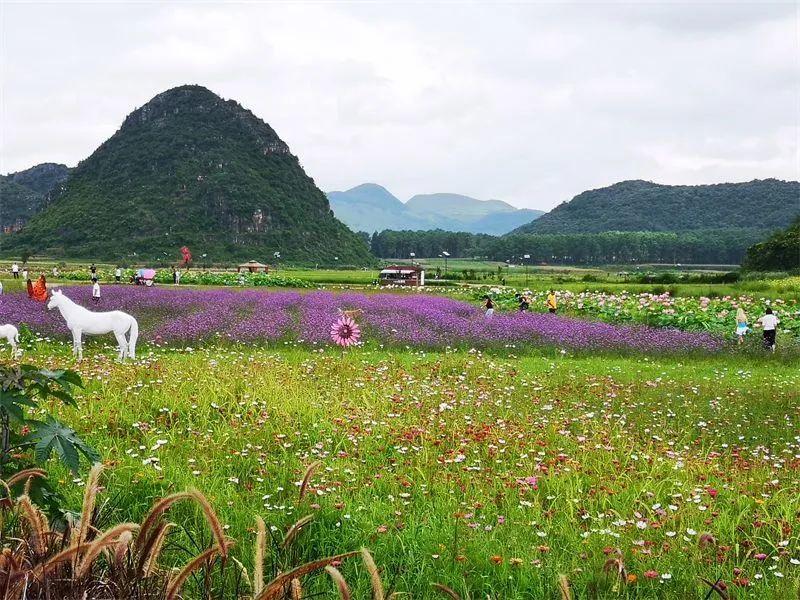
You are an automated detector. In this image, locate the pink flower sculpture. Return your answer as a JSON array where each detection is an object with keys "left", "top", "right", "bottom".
[{"left": 330, "top": 316, "right": 361, "bottom": 347}]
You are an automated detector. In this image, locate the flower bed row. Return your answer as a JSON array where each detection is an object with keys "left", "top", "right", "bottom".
[{"left": 0, "top": 286, "right": 722, "bottom": 353}]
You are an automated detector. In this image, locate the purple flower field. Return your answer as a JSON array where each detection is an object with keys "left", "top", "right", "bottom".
[{"left": 0, "top": 286, "right": 722, "bottom": 353}]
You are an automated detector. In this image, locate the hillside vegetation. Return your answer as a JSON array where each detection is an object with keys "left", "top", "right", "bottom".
[
  {"left": 512, "top": 179, "right": 799, "bottom": 235},
  {"left": 1, "top": 86, "right": 372, "bottom": 265},
  {"left": 370, "top": 228, "right": 769, "bottom": 265},
  {"left": 0, "top": 163, "right": 69, "bottom": 229},
  {"left": 743, "top": 217, "right": 800, "bottom": 272}
]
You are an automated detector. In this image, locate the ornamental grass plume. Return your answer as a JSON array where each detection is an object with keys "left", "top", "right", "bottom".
[
  {"left": 330, "top": 315, "right": 361, "bottom": 347},
  {"left": 1, "top": 460, "right": 388, "bottom": 599}
]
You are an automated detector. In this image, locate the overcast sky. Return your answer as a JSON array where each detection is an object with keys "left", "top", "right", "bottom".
[{"left": 1, "top": 1, "right": 797, "bottom": 211}]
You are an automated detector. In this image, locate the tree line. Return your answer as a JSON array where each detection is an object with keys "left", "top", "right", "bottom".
[
  {"left": 743, "top": 218, "right": 800, "bottom": 272},
  {"left": 368, "top": 228, "right": 773, "bottom": 265}
]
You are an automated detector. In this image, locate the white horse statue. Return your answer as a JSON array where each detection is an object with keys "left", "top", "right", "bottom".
[
  {"left": 47, "top": 290, "right": 138, "bottom": 360},
  {"left": 0, "top": 324, "right": 21, "bottom": 357}
]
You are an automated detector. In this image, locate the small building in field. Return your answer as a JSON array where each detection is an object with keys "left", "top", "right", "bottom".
[
  {"left": 379, "top": 265, "right": 425, "bottom": 286},
  {"left": 237, "top": 260, "right": 270, "bottom": 273}
]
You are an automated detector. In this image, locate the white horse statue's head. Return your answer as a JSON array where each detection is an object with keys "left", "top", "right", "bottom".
[{"left": 47, "top": 289, "right": 65, "bottom": 311}]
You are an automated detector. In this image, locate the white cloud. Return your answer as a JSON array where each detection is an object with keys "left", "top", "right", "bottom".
[{"left": 1, "top": 1, "right": 797, "bottom": 211}]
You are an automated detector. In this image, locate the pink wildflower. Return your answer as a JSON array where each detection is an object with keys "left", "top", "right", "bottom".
[{"left": 330, "top": 316, "right": 361, "bottom": 347}]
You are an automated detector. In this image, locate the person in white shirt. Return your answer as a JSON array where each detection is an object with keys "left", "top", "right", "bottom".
[
  {"left": 11, "top": 263, "right": 19, "bottom": 279},
  {"left": 115, "top": 267, "right": 122, "bottom": 283},
  {"left": 92, "top": 281, "right": 101, "bottom": 303},
  {"left": 52, "top": 266, "right": 59, "bottom": 278},
  {"left": 22, "top": 268, "right": 28, "bottom": 281},
  {"left": 756, "top": 308, "right": 779, "bottom": 351},
  {"left": 0, "top": 281, "right": 3, "bottom": 295}
]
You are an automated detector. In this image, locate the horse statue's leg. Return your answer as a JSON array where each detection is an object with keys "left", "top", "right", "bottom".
[
  {"left": 114, "top": 330, "right": 128, "bottom": 360},
  {"left": 73, "top": 329, "right": 83, "bottom": 361}
]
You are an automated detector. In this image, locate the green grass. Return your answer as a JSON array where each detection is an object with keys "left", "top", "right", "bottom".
[
  {"left": 4, "top": 256, "right": 799, "bottom": 300},
  {"left": 21, "top": 342, "right": 800, "bottom": 599}
]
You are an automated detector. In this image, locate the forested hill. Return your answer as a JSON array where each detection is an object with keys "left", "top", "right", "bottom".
[
  {"left": 0, "top": 163, "right": 70, "bottom": 230},
  {"left": 1, "top": 85, "right": 372, "bottom": 265},
  {"left": 743, "top": 218, "right": 800, "bottom": 272},
  {"left": 512, "top": 179, "right": 800, "bottom": 235}
]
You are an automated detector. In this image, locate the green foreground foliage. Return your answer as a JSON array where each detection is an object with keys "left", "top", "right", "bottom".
[{"left": 16, "top": 343, "right": 800, "bottom": 599}]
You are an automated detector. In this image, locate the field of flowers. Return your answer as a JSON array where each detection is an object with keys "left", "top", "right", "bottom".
[
  {"left": 475, "top": 287, "right": 800, "bottom": 340},
  {"left": 2, "top": 283, "right": 798, "bottom": 598},
  {"left": 0, "top": 286, "right": 725, "bottom": 354},
  {"left": 27, "top": 344, "right": 800, "bottom": 599}
]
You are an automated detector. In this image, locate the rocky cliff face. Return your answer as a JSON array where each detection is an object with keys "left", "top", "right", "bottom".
[{"left": 0, "top": 163, "right": 70, "bottom": 231}]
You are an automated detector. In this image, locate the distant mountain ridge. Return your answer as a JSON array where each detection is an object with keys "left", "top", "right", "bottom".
[
  {"left": 511, "top": 179, "right": 800, "bottom": 235},
  {"left": 0, "top": 163, "right": 70, "bottom": 230},
  {"left": 327, "top": 183, "right": 544, "bottom": 235},
  {"left": 1, "top": 85, "right": 372, "bottom": 264}
]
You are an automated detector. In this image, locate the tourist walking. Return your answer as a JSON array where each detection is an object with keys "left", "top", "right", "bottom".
[
  {"left": 756, "top": 308, "right": 779, "bottom": 351},
  {"left": 115, "top": 267, "right": 122, "bottom": 283},
  {"left": 11, "top": 262, "right": 19, "bottom": 279},
  {"left": 172, "top": 267, "right": 178, "bottom": 285},
  {"left": 546, "top": 290, "right": 558, "bottom": 314},
  {"left": 22, "top": 266, "right": 28, "bottom": 281},
  {"left": 92, "top": 280, "right": 101, "bottom": 304},
  {"left": 484, "top": 296, "right": 494, "bottom": 319},
  {"left": 176, "top": 269, "right": 182, "bottom": 285},
  {"left": 90, "top": 263, "right": 97, "bottom": 283},
  {"left": 735, "top": 307, "right": 748, "bottom": 344}
]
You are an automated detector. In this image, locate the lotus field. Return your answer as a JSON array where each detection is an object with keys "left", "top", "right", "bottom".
[
  {"left": 473, "top": 287, "right": 800, "bottom": 340},
  {"left": 0, "top": 283, "right": 798, "bottom": 599}
]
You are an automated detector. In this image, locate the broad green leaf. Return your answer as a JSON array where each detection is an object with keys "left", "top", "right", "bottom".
[{"left": 27, "top": 418, "right": 100, "bottom": 474}]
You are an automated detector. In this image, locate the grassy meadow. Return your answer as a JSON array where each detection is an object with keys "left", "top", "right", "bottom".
[
  {"left": 4, "top": 257, "right": 798, "bottom": 300},
  {"left": 18, "top": 341, "right": 800, "bottom": 599}
]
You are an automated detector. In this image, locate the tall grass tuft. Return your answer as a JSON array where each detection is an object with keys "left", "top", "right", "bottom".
[
  {"left": 281, "top": 514, "right": 314, "bottom": 549},
  {"left": 17, "top": 495, "right": 49, "bottom": 556},
  {"left": 432, "top": 582, "right": 462, "bottom": 599},
  {"left": 165, "top": 543, "right": 226, "bottom": 600},
  {"left": 254, "top": 551, "right": 359, "bottom": 600},
  {"left": 254, "top": 515, "right": 267, "bottom": 596},
  {"left": 139, "top": 521, "right": 173, "bottom": 577},
  {"left": 188, "top": 488, "right": 229, "bottom": 558},
  {"left": 75, "top": 522, "right": 139, "bottom": 578},
  {"left": 74, "top": 462, "right": 104, "bottom": 555},
  {"left": 5, "top": 468, "right": 47, "bottom": 489},
  {"left": 299, "top": 460, "right": 321, "bottom": 501},
  {"left": 361, "top": 547, "right": 385, "bottom": 600},
  {"left": 290, "top": 577, "right": 303, "bottom": 600},
  {"left": 326, "top": 565, "right": 352, "bottom": 599},
  {"left": 558, "top": 574, "right": 573, "bottom": 600}
]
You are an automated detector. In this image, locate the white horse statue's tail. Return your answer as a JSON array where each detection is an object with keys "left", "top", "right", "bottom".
[{"left": 128, "top": 318, "right": 139, "bottom": 358}]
